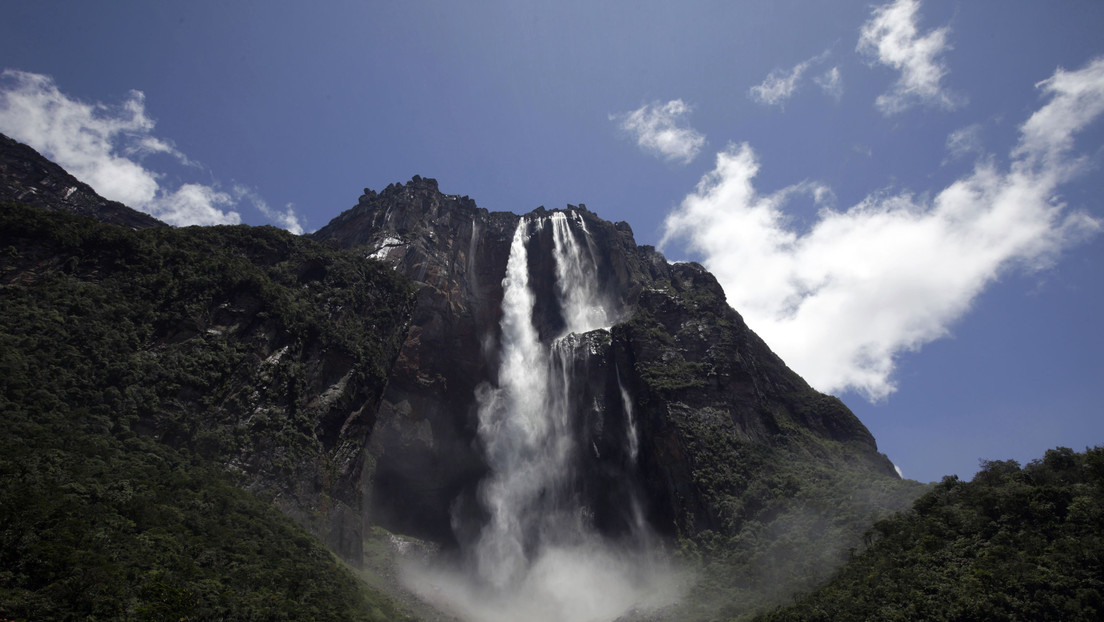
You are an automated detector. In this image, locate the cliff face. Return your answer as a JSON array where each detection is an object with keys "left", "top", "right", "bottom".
[
  {"left": 312, "top": 176, "right": 900, "bottom": 550},
  {"left": 315, "top": 176, "right": 515, "bottom": 540}
]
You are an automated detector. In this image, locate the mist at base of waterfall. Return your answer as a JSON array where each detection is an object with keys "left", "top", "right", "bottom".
[{"left": 399, "top": 539, "right": 688, "bottom": 622}]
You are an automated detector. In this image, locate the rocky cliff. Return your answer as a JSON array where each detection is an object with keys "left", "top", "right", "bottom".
[{"left": 312, "top": 177, "right": 904, "bottom": 556}]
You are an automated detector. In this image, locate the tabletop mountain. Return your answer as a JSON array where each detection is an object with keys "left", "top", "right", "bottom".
[
  {"left": 1, "top": 134, "right": 923, "bottom": 620},
  {"left": 311, "top": 175, "right": 922, "bottom": 617}
]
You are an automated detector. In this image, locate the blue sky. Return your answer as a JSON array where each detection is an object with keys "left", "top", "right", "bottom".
[{"left": 1, "top": 0, "right": 1102, "bottom": 483}]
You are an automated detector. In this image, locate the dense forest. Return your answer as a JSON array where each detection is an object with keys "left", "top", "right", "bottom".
[
  {"left": 0, "top": 203, "right": 415, "bottom": 620},
  {"left": 756, "top": 446, "right": 1104, "bottom": 621}
]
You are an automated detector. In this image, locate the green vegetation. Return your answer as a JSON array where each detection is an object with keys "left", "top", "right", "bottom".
[
  {"left": 756, "top": 446, "right": 1104, "bottom": 622},
  {"left": 669, "top": 412, "right": 927, "bottom": 621},
  {"left": 640, "top": 358, "right": 710, "bottom": 391},
  {"left": 0, "top": 203, "right": 416, "bottom": 620}
]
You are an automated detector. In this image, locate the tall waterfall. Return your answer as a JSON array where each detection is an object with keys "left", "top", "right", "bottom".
[
  {"left": 473, "top": 212, "right": 612, "bottom": 587},
  {"left": 403, "top": 210, "right": 681, "bottom": 622}
]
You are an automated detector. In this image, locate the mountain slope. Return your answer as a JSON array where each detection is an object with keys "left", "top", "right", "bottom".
[
  {"left": 0, "top": 132, "right": 164, "bottom": 229},
  {"left": 756, "top": 446, "right": 1104, "bottom": 622},
  {"left": 0, "top": 200, "right": 416, "bottom": 619}
]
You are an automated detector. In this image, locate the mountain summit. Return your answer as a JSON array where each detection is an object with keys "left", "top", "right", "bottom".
[
  {"left": 1, "top": 137, "right": 920, "bottom": 619},
  {"left": 311, "top": 175, "right": 916, "bottom": 618}
]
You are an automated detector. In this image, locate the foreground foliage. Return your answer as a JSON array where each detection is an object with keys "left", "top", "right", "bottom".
[
  {"left": 756, "top": 446, "right": 1104, "bottom": 621},
  {"left": 0, "top": 203, "right": 413, "bottom": 620}
]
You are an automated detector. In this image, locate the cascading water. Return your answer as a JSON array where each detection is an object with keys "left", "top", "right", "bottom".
[
  {"left": 616, "top": 363, "right": 649, "bottom": 538},
  {"left": 473, "top": 212, "right": 613, "bottom": 588},
  {"left": 551, "top": 211, "right": 609, "bottom": 333},
  {"left": 616, "top": 365, "right": 640, "bottom": 464},
  {"left": 402, "top": 210, "right": 682, "bottom": 622}
]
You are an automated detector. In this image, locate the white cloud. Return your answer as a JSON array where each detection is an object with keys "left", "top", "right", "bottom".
[
  {"left": 750, "top": 62, "right": 812, "bottom": 107},
  {"left": 945, "top": 124, "right": 983, "bottom": 161},
  {"left": 816, "top": 66, "right": 844, "bottom": 101},
  {"left": 149, "top": 184, "right": 239, "bottom": 227},
  {"left": 661, "top": 58, "right": 1104, "bottom": 401},
  {"left": 857, "top": 0, "right": 963, "bottom": 114},
  {"left": 0, "top": 70, "right": 294, "bottom": 231},
  {"left": 611, "top": 99, "right": 705, "bottom": 164},
  {"left": 749, "top": 52, "right": 835, "bottom": 107},
  {"left": 1017, "top": 59, "right": 1104, "bottom": 167}
]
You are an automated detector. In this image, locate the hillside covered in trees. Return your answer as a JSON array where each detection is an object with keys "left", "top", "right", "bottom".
[
  {"left": 756, "top": 446, "right": 1104, "bottom": 621},
  {"left": 0, "top": 202, "right": 416, "bottom": 620}
]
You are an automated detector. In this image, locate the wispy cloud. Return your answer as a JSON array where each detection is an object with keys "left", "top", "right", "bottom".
[
  {"left": 234, "top": 184, "right": 304, "bottom": 235},
  {"left": 815, "top": 66, "right": 844, "bottom": 101},
  {"left": 610, "top": 99, "right": 705, "bottom": 165},
  {"left": 0, "top": 69, "right": 293, "bottom": 231},
  {"left": 857, "top": 0, "right": 963, "bottom": 114},
  {"left": 661, "top": 57, "right": 1104, "bottom": 401},
  {"left": 749, "top": 51, "right": 837, "bottom": 107},
  {"left": 944, "top": 124, "right": 984, "bottom": 162}
]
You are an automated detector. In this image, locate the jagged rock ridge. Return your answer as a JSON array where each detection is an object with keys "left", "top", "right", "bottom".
[{"left": 0, "top": 132, "right": 164, "bottom": 229}]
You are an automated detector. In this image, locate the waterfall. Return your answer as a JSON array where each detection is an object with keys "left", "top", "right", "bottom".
[
  {"left": 467, "top": 216, "right": 480, "bottom": 291},
  {"left": 403, "top": 210, "right": 682, "bottom": 622},
  {"left": 550, "top": 211, "right": 608, "bottom": 334},
  {"left": 473, "top": 212, "right": 607, "bottom": 587},
  {"left": 616, "top": 365, "right": 639, "bottom": 464},
  {"left": 616, "top": 363, "right": 649, "bottom": 537},
  {"left": 473, "top": 217, "right": 562, "bottom": 588}
]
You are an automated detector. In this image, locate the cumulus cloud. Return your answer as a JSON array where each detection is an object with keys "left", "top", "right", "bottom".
[
  {"left": 749, "top": 51, "right": 836, "bottom": 107},
  {"left": 661, "top": 57, "right": 1104, "bottom": 401},
  {"left": 0, "top": 69, "right": 290, "bottom": 230},
  {"left": 611, "top": 100, "right": 705, "bottom": 164},
  {"left": 858, "top": 0, "right": 963, "bottom": 114}
]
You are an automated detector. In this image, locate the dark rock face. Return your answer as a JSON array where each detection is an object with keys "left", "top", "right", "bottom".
[
  {"left": 0, "top": 133, "right": 165, "bottom": 229},
  {"left": 313, "top": 176, "right": 899, "bottom": 547},
  {"left": 609, "top": 260, "right": 895, "bottom": 537},
  {"left": 314, "top": 176, "right": 516, "bottom": 541}
]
